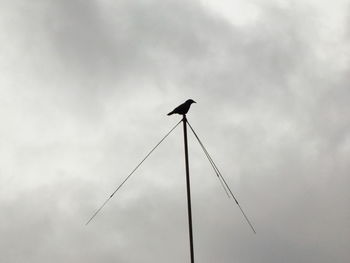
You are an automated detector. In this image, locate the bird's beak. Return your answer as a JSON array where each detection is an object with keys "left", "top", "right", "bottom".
[{"left": 193, "top": 101, "right": 197, "bottom": 103}]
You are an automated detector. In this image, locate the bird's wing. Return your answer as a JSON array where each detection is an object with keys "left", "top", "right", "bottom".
[{"left": 172, "top": 103, "right": 185, "bottom": 113}]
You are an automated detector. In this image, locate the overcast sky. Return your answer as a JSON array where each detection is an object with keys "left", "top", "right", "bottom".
[{"left": 1, "top": 0, "right": 349, "bottom": 262}]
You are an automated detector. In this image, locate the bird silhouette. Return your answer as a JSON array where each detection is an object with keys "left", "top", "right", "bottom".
[{"left": 167, "top": 99, "right": 196, "bottom": 116}]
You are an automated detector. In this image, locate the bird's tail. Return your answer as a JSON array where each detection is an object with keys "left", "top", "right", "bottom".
[{"left": 167, "top": 111, "right": 174, "bottom": 116}]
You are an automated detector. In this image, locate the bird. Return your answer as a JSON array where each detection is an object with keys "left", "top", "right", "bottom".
[{"left": 167, "top": 99, "right": 196, "bottom": 116}]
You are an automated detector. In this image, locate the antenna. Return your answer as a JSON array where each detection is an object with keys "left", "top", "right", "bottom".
[{"left": 86, "top": 103, "right": 256, "bottom": 263}]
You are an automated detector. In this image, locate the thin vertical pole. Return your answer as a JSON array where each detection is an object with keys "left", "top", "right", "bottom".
[{"left": 182, "top": 115, "right": 195, "bottom": 263}]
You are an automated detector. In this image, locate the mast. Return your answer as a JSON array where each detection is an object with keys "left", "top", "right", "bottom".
[{"left": 182, "top": 114, "right": 195, "bottom": 263}]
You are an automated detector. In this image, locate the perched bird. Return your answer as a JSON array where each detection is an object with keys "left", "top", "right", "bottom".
[{"left": 167, "top": 99, "right": 196, "bottom": 116}]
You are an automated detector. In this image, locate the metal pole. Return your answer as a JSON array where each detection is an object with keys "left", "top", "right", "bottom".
[{"left": 182, "top": 115, "right": 194, "bottom": 263}]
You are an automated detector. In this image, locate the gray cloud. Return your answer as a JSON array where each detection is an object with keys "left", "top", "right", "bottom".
[{"left": 0, "top": 0, "right": 349, "bottom": 262}]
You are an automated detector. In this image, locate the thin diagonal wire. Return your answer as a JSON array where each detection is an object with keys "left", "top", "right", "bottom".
[
  {"left": 193, "top": 132, "right": 230, "bottom": 198},
  {"left": 186, "top": 120, "right": 230, "bottom": 197},
  {"left": 86, "top": 120, "right": 182, "bottom": 225},
  {"left": 203, "top": 148, "right": 231, "bottom": 197},
  {"left": 187, "top": 120, "right": 256, "bottom": 234}
]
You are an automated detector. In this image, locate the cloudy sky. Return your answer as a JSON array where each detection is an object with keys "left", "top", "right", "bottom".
[{"left": 1, "top": 0, "right": 349, "bottom": 262}]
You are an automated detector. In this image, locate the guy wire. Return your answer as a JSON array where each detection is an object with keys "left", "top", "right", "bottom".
[
  {"left": 186, "top": 120, "right": 256, "bottom": 234},
  {"left": 86, "top": 119, "right": 182, "bottom": 225}
]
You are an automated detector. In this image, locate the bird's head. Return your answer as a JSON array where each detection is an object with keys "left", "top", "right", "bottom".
[{"left": 186, "top": 99, "right": 196, "bottom": 104}]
